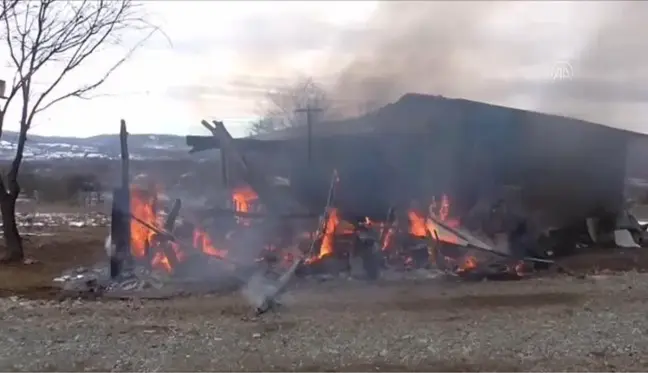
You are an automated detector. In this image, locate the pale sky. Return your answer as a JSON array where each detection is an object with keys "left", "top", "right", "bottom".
[
  {"left": 1, "top": 1, "right": 379, "bottom": 138},
  {"left": 1, "top": 1, "right": 647, "bottom": 138}
]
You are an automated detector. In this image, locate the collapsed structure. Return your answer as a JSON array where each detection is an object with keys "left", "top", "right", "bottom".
[
  {"left": 56, "top": 94, "right": 648, "bottom": 308},
  {"left": 188, "top": 93, "right": 635, "bottom": 234}
]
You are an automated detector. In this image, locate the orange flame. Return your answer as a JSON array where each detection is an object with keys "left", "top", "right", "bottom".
[
  {"left": 129, "top": 185, "right": 228, "bottom": 273},
  {"left": 130, "top": 186, "right": 159, "bottom": 258},
  {"left": 458, "top": 256, "right": 478, "bottom": 272},
  {"left": 232, "top": 185, "right": 258, "bottom": 213},
  {"left": 405, "top": 194, "right": 461, "bottom": 245},
  {"left": 319, "top": 208, "right": 339, "bottom": 258},
  {"left": 193, "top": 228, "right": 227, "bottom": 258},
  {"left": 408, "top": 210, "right": 428, "bottom": 237},
  {"left": 232, "top": 185, "right": 258, "bottom": 226}
]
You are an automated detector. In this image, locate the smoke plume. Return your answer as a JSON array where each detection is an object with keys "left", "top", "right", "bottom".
[{"left": 326, "top": 1, "right": 648, "bottom": 133}]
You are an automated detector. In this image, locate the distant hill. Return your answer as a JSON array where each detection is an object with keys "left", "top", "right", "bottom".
[{"left": 0, "top": 131, "right": 195, "bottom": 161}]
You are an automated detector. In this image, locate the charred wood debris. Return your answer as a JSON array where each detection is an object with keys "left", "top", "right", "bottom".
[{"left": 54, "top": 119, "right": 648, "bottom": 313}]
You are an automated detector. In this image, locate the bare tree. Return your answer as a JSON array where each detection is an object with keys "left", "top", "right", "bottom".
[
  {"left": 0, "top": 0, "right": 17, "bottom": 25},
  {"left": 248, "top": 117, "right": 280, "bottom": 136},
  {"left": 0, "top": 0, "right": 158, "bottom": 262},
  {"left": 249, "top": 77, "right": 331, "bottom": 136}
]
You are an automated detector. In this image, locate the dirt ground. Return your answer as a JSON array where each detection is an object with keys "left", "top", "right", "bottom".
[
  {"left": 2, "top": 226, "right": 648, "bottom": 371},
  {"left": 0, "top": 227, "right": 106, "bottom": 299},
  {"left": 2, "top": 224, "right": 648, "bottom": 299}
]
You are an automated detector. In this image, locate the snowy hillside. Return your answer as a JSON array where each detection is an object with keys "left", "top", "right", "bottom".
[{"left": 0, "top": 132, "right": 192, "bottom": 160}]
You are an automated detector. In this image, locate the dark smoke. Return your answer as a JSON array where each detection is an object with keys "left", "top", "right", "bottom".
[{"left": 327, "top": 1, "right": 648, "bottom": 133}]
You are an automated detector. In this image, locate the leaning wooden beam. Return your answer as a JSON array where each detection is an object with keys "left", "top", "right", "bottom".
[
  {"left": 427, "top": 214, "right": 493, "bottom": 251},
  {"left": 200, "top": 120, "right": 305, "bottom": 214},
  {"left": 147, "top": 194, "right": 180, "bottom": 271},
  {"left": 164, "top": 199, "right": 182, "bottom": 232},
  {"left": 256, "top": 170, "right": 339, "bottom": 315}
]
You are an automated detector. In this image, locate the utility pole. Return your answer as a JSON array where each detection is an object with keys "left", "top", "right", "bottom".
[{"left": 295, "top": 105, "right": 322, "bottom": 165}]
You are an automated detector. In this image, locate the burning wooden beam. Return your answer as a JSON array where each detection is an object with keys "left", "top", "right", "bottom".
[
  {"left": 152, "top": 198, "right": 180, "bottom": 272},
  {"left": 255, "top": 170, "right": 339, "bottom": 314}
]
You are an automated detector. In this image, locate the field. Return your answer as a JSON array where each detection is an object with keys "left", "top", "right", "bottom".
[{"left": 2, "top": 204, "right": 648, "bottom": 371}]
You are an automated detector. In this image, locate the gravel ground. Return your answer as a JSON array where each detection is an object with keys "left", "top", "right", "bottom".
[{"left": 1, "top": 272, "right": 648, "bottom": 372}]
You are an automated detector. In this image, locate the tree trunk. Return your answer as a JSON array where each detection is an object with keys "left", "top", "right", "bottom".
[{"left": 0, "top": 193, "right": 23, "bottom": 262}]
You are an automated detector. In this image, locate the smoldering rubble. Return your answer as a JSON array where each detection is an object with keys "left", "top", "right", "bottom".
[
  {"left": 53, "top": 117, "right": 648, "bottom": 317},
  {"left": 322, "top": 2, "right": 648, "bottom": 134}
]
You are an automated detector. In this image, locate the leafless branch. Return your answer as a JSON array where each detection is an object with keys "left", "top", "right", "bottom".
[
  {"left": 250, "top": 77, "right": 331, "bottom": 135},
  {"left": 0, "top": 0, "right": 158, "bottom": 196},
  {"left": 0, "top": 0, "right": 17, "bottom": 21},
  {"left": 34, "top": 26, "right": 158, "bottom": 115}
]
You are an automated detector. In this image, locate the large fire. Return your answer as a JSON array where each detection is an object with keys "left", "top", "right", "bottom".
[
  {"left": 127, "top": 183, "right": 519, "bottom": 278},
  {"left": 129, "top": 185, "right": 229, "bottom": 273}
]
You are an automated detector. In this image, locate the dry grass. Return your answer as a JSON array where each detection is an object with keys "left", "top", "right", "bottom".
[
  {"left": 0, "top": 227, "right": 106, "bottom": 298},
  {"left": 0, "top": 200, "right": 108, "bottom": 298}
]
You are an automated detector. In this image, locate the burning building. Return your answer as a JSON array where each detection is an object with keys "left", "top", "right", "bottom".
[
  {"left": 188, "top": 93, "right": 636, "bottom": 229},
  {"left": 64, "top": 94, "right": 646, "bottom": 303}
]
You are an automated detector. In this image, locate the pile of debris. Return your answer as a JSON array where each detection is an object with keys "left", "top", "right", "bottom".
[{"left": 52, "top": 119, "right": 648, "bottom": 313}]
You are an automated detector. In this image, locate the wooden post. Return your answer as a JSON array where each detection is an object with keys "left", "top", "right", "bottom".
[
  {"left": 120, "top": 120, "right": 132, "bottom": 264},
  {"left": 120, "top": 120, "right": 130, "bottom": 192},
  {"left": 109, "top": 120, "right": 132, "bottom": 278}
]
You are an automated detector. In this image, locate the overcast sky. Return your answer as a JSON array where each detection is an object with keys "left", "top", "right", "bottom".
[
  {"left": 1, "top": 1, "right": 647, "bottom": 138},
  {"left": 0, "top": 1, "right": 379, "bottom": 137}
]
